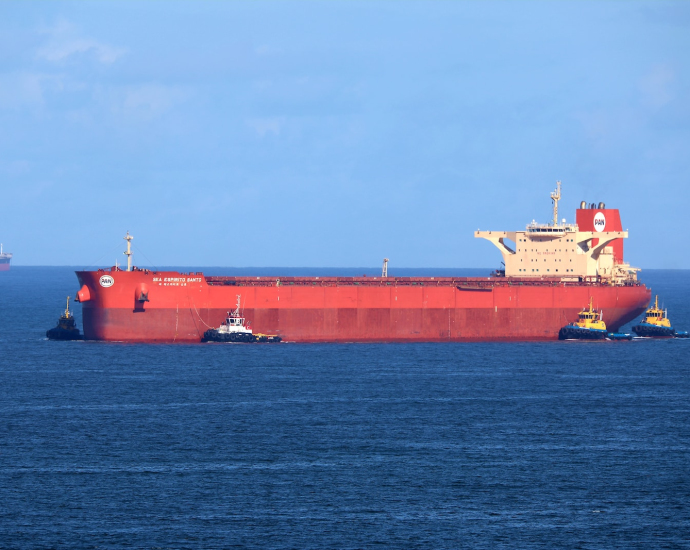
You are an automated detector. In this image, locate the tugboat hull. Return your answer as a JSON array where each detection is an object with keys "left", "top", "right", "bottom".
[
  {"left": 202, "top": 329, "right": 282, "bottom": 343},
  {"left": 632, "top": 324, "right": 675, "bottom": 338},
  {"left": 46, "top": 327, "right": 83, "bottom": 340},
  {"left": 203, "top": 329, "right": 255, "bottom": 343},
  {"left": 558, "top": 325, "right": 608, "bottom": 340}
]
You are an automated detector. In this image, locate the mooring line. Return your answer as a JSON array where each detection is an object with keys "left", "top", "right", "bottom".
[{"left": 192, "top": 302, "right": 214, "bottom": 329}]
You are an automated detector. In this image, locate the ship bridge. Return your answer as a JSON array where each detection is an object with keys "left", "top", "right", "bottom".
[{"left": 525, "top": 221, "right": 579, "bottom": 235}]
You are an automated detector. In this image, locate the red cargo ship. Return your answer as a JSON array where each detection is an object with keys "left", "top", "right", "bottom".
[{"left": 75, "top": 185, "right": 651, "bottom": 342}]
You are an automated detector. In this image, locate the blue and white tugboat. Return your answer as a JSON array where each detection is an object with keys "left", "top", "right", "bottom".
[
  {"left": 203, "top": 296, "right": 256, "bottom": 342},
  {"left": 203, "top": 296, "right": 281, "bottom": 343}
]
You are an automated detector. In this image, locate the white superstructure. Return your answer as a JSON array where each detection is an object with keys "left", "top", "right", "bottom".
[
  {"left": 215, "top": 295, "right": 253, "bottom": 337},
  {"left": 475, "top": 182, "right": 638, "bottom": 284}
]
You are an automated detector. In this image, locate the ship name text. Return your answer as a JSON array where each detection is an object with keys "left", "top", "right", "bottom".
[{"left": 152, "top": 276, "right": 203, "bottom": 286}]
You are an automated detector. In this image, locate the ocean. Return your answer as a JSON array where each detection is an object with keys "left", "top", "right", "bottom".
[{"left": 1, "top": 267, "right": 689, "bottom": 548}]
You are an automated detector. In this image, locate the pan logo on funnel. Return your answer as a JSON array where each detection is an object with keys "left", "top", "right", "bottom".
[
  {"left": 593, "top": 212, "right": 606, "bottom": 232},
  {"left": 99, "top": 275, "right": 115, "bottom": 288}
]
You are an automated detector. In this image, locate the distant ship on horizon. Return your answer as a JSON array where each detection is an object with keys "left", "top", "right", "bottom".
[{"left": 0, "top": 243, "right": 12, "bottom": 271}]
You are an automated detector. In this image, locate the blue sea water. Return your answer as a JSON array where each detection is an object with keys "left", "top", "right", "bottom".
[{"left": 1, "top": 267, "right": 689, "bottom": 549}]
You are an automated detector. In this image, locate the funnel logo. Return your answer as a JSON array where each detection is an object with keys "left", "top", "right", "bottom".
[
  {"left": 593, "top": 212, "right": 606, "bottom": 232},
  {"left": 99, "top": 275, "right": 114, "bottom": 288}
]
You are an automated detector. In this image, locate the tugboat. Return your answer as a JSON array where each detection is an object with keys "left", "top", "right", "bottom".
[
  {"left": 46, "top": 297, "right": 83, "bottom": 340},
  {"left": 632, "top": 295, "right": 686, "bottom": 338},
  {"left": 203, "top": 296, "right": 282, "bottom": 343},
  {"left": 559, "top": 298, "right": 612, "bottom": 340}
]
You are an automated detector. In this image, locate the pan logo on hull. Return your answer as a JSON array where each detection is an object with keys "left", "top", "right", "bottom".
[
  {"left": 594, "top": 212, "right": 606, "bottom": 232},
  {"left": 99, "top": 275, "right": 114, "bottom": 288}
]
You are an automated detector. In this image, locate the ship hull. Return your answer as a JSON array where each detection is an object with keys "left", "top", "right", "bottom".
[{"left": 76, "top": 270, "right": 651, "bottom": 343}]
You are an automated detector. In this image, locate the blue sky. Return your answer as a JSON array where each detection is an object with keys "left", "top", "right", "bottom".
[{"left": 1, "top": 1, "right": 689, "bottom": 268}]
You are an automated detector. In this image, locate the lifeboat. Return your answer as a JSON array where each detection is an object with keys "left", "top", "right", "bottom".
[{"left": 632, "top": 295, "right": 686, "bottom": 338}]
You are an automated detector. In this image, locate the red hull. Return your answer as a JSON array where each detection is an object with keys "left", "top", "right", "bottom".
[{"left": 76, "top": 270, "right": 651, "bottom": 343}]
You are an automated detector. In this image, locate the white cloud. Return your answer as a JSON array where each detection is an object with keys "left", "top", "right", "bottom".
[
  {"left": 37, "top": 39, "right": 125, "bottom": 64},
  {"left": 0, "top": 160, "right": 31, "bottom": 177},
  {"left": 639, "top": 65, "right": 676, "bottom": 109},
  {"left": 116, "top": 84, "right": 190, "bottom": 119},
  {"left": 0, "top": 72, "right": 53, "bottom": 108},
  {"left": 246, "top": 117, "right": 287, "bottom": 137},
  {"left": 36, "top": 18, "right": 126, "bottom": 64}
]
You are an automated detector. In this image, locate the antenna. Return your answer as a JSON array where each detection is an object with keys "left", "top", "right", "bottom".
[
  {"left": 65, "top": 296, "right": 71, "bottom": 318},
  {"left": 550, "top": 181, "right": 562, "bottom": 226},
  {"left": 382, "top": 258, "right": 389, "bottom": 278},
  {"left": 123, "top": 231, "right": 134, "bottom": 271}
]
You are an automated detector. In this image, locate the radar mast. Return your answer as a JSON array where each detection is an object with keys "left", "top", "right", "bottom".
[{"left": 550, "top": 181, "right": 562, "bottom": 226}]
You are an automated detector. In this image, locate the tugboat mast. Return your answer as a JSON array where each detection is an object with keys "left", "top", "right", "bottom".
[
  {"left": 65, "top": 296, "right": 71, "bottom": 318},
  {"left": 123, "top": 231, "right": 133, "bottom": 271}
]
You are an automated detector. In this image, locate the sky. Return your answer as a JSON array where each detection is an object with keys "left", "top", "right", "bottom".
[{"left": 1, "top": 1, "right": 689, "bottom": 268}]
